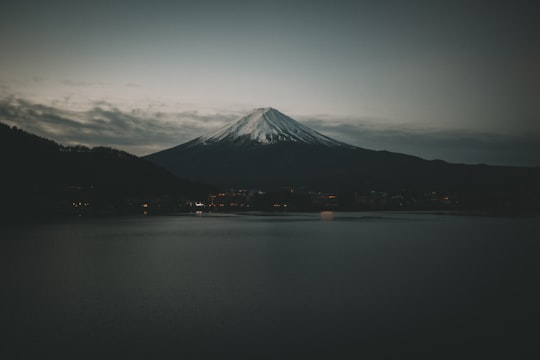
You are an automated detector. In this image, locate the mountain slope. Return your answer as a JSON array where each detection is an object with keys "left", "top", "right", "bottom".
[{"left": 148, "top": 139, "right": 537, "bottom": 192}]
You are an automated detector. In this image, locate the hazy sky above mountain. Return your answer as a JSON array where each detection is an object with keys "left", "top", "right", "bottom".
[{"left": 1, "top": 0, "right": 538, "bottom": 165}]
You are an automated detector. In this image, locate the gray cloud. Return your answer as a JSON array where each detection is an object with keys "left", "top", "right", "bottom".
[
  {"left": 0, "top": 96, "right": 231, "bottom": 155},
  {"left": 1, "top": 96, "right": 538, "bottom": 166},
  {"left": 303, "top": 118, "right": 540, "bottom": 167},
  {"left": 61, "top": 79, "right": 97, "bottom": 87}
]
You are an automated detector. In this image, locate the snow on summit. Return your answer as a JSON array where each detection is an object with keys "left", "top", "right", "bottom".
[{"left": 196, "top": 107, "right": 349, "bottom": 147}]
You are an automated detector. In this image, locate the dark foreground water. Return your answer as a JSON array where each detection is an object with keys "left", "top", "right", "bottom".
[{"left": 1, "top": 212, "right": 539, "bottom": 359}]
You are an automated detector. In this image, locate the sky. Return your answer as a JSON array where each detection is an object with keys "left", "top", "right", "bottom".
[{"left": 0, "top": 0, "right": 539, "bottom": 165}]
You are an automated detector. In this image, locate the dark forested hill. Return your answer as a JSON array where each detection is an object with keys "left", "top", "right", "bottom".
[{"left": 0, "top": 122, "right": 214, "bottom": 219}]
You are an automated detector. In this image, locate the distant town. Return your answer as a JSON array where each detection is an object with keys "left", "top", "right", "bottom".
[{"left": 62, "top": 185, "right": 530, "bottom": 217}]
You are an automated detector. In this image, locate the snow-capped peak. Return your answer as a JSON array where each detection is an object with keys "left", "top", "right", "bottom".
[{"left": 195, "top": 107, "right": 349, "bottom": 147}]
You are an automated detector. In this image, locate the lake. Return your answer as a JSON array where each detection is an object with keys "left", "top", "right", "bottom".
[{"left": 1, "top": 212, "right": 539, "bottom": 359}]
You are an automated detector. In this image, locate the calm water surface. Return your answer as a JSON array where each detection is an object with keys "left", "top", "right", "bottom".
[{"left": 1, "top": 212, "right": 539, "bottom": 359}]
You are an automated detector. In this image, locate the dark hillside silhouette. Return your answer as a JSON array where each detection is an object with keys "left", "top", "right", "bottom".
[{"left": 0, "top": 122, "right": 215, "bottom": 219}]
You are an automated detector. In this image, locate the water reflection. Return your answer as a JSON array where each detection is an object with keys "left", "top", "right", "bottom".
[{"left": 320, "top": 211, "right": 334, "bottom": 221}]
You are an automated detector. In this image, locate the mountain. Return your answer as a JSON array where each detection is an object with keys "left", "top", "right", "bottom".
[
  {"left": 190, "top": 107, "right": 350, "bottom": 147},
  {"left": 0, "top": 122, "right": 214, "bottom": 218},
  {"left": 145, "top": 107, "right": 539, "bottom": 210}
]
